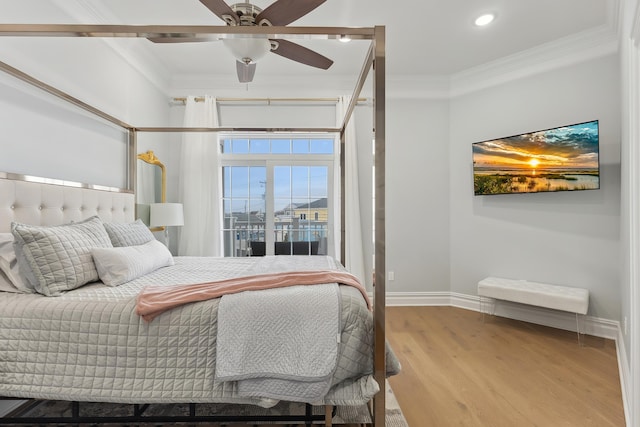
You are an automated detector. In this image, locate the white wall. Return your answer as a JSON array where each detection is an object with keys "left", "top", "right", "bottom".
[
  {"left": 386, "top": 97, "right": 451, "bottom": 293},
  {"left": 0, "top": 71, "right": 129, "bottom": 188},
  {"left": 0, "top": 36, "right": 170, "bottom": 189},
  {"left": 449, "top": 54, "right": 621, "bottom": 320}
]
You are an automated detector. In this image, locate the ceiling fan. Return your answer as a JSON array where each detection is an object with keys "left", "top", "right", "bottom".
[{"left": 150, "top": 0, "right": 334, "bottom": 83}]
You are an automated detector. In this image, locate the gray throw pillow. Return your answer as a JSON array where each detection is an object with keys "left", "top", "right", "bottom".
[
  {"left": 103, "top": 219, "right": 155, "bottom": 247},
  {"left": 11, "top": 216, "right": 113, "bottom": 296}
]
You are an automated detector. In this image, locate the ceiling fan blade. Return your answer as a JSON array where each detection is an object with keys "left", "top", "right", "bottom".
[
  {"left": 270, "top": 39, "right": 333, "bottom": 70},
  {"left": 236, "top": 60, "right": 257, "bottom": 83},
  {"left": 199, "top": 0, "right": 239, "bottom": 25},
  {"left": 256, "top": 0, "right": 326, "bottom": 26}
]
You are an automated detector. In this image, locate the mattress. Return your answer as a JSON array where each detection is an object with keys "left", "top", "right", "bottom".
[{"left": 0, "top": 255, "right": 399, "bottom": 407}]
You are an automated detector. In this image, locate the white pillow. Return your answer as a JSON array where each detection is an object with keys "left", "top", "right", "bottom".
[
  {"left": 0, "top": 233, "right": 33, "bottom": 293},
  {"left": 91, "top": 239, "right": 174, "bottom": 287}
]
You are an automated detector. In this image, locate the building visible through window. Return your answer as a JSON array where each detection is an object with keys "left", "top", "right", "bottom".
[{"left": 221, "top": 135, "right": 334, "bottom": 257}]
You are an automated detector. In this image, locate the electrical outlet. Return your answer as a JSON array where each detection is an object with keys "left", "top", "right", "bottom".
[
  {"left": 388, "top": 271, "right": 395, "bottom": 281},
  {"left": 623, "top": 316, "right": 628, "bottom": 336}
]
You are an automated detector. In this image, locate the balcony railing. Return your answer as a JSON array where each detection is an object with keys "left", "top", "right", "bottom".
[{"left": 223, "top": 220, "right": 328, "bottom": 257}]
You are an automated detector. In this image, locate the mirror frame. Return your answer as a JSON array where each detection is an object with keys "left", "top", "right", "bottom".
[{"left": 137, "top": 150, "right": 166, "bottom": 232}]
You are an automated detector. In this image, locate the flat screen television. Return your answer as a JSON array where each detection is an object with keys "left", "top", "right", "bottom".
[{"left": 472, "top": 120, "right": 600, "bottom": 196}]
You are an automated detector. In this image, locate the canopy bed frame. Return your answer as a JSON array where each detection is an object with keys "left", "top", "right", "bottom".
[{"left": 0, "top": 22, "right": 387, "bottom": 426}]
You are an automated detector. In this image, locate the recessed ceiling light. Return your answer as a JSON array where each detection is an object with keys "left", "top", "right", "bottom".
[
  {"left": 475, "top": 13, "right": 495, "bottom": 27},
  {"left": 339, "top": 35, "right": 351, "bottom": 43}
]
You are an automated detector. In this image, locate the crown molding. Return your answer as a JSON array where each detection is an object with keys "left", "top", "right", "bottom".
[
  {"left": 329, "top": 23, "right": 618, "bottom": 101},
  {"left": 170, "top": 73, "right": 369, "bottom": 99},
  {"left": 450, "top": 24, "right": 619, "bottom": 98},
  {"left": 446, "top": 0, "right": 620, "bottom": 97},
  {"left": 344, "top": 0, "right": 621, "bottom": 101},
  {"left": 170, "top": 73, "right": 452, "bottom": 100},
  {"left": 169, "top": 22, "right": 619, "bottom": 101},
  {"left": 51, "top": 0, "right": 171, "bottom": 96}
]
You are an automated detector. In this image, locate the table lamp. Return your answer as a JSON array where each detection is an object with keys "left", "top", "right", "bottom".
[{"left": 149, "top": 203, "right": 184, "bottom": 249}]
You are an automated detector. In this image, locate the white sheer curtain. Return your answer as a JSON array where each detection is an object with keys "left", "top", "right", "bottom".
[
  {"left": 336, "top": 96, "right": 366, "bottom": 283},
  {"left": 178, "top": 96, "right": 222, "bottom": 256}
]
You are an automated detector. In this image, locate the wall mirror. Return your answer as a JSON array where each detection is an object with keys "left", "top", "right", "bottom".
[{"left": 136, "top": 150, "right": 165, "bottom": 231}]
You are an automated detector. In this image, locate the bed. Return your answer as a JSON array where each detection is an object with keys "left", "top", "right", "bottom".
[
  {"left": 0, "top": 176, "right": 399, "bottom": 424},
  {"left": 0, "top": 20, "right": 389, "bottom": 426}
]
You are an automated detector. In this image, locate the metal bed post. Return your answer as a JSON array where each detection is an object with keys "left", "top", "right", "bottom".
[
  {"left": 130, "top": 129, "right": 138, "bottom": 220},
  {"left": 340, "top": 127, "right": 346, "bottom": 265},
  {"left": 373, "top": 24, "right": 386, "bottom": 427}
]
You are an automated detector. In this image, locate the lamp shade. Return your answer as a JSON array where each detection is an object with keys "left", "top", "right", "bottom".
[{"left": 149, "top": 203, "right": 184, "bottom": 227}]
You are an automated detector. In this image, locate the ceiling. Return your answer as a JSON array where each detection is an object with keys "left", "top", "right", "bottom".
[{"left": 0, "top": 0, "right": 619, "bottom": 92}]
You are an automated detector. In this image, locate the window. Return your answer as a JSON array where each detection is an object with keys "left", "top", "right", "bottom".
[{"left": 221, "top": 135, "right": 335, "bottom": 257}]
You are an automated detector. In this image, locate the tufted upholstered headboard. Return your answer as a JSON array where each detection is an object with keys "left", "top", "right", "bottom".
[{"left": 0, "top": 174, "right": 135, "bottom": 233}]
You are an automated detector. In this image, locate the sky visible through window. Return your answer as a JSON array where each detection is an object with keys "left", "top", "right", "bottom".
[
  {"left": 222, "top": 137, "right": 333, "bottom": 213},
  {"left": 223, "top": 138, "right": 333, "bottom": 155}
]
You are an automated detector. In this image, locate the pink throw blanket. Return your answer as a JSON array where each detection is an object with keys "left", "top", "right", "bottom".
[{"left": 136, "top": 270, "right": 371, "bottom": 321}]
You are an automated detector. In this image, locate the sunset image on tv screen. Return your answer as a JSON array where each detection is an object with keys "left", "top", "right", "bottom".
[{"left": 472, "top": 120, "right": 600, "bottom": 195}]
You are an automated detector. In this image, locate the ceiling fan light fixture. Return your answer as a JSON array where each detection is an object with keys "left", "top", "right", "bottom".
[
  {"left": 474, "top": 13, "right": 495, "bottom": 27},
  {"left": 222, "top": 38, "right": 272, "bottom": 64},
  {"left": 194, "top": 0, "right": 334, "bottom": 82}
]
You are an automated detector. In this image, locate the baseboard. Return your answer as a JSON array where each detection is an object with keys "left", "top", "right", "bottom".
[
  {"left": 616, "top": 327, "right": 632, "bottom": 427},
  {"left": 384, "top": 291, "right": 451, "bottom": 306},
  {"left": 385, "top": 291, "right": 618, "bottom": 340}
]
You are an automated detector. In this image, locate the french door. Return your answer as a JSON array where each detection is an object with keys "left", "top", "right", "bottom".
[{"left": 222, "top": 161, "right": 333, "bottom": 257}]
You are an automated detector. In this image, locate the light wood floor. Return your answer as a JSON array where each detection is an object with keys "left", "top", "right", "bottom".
[{"left": 386, "top": 306, "right": 625, "bottom": 427}]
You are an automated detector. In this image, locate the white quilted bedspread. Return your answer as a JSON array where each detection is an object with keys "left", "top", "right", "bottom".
[
  {"left": 0, "top": 256, "right": 399, "bottom": 407},
  {"left": 216, "top": 282, "right": 341, "bottom": 402}
]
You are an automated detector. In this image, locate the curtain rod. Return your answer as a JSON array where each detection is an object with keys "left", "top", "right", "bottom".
[{"left": 171, "top": 97, "right": 369, "bottom": 105}]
